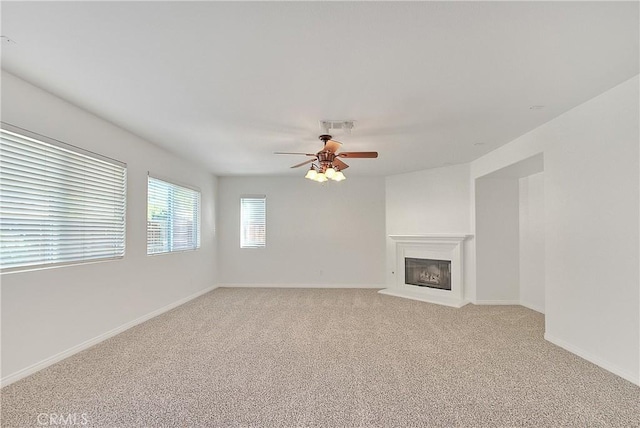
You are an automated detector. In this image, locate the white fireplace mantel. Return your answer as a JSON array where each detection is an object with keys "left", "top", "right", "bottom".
[{"left": 380, "top": 234, "right": 472, "bottom": 308}]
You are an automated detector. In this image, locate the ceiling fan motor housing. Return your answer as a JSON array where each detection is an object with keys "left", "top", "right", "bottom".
[{"left": 317, "top": 150, "right": 336, "bottom": 171}]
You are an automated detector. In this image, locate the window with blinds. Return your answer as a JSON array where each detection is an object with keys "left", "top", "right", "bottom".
[
  {"left": 240, "top": 196, "right": 266, "bottom": 248},
  {"left": 147, "top": 176, "right": 200, "bottom": 254},
  {"left": 0, "top": 125, "right": 127, "bottom": 272}
]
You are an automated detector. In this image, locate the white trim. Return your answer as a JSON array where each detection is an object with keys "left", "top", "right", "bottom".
[
  {"left": 519, "top": 300, "right": 545, "bottom": 314},
  {"left": 217, "top": 283, "right": 383, "bottom": 289},
  {"left": 474, "top": 300, "right": 521, "bottom": 305},
  {"left": 544, "top": 333, "right": 639, "bottom": 386},
  {"left": 0, "top": 285, "right": 218, "bottom": 388}
]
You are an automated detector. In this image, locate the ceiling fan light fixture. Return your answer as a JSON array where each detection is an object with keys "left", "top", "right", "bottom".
[
  {"left": 333, "top": 171, "right": 346, "bottom": 181},
  {"left": 325, "top": 166, "right": 336, "bottom": 179},
  {"left": 305, "top": 167, "right": 318, "bottom": 180},
  {"left": 315, "top": 172, "right": 327, "bottom": 182}
]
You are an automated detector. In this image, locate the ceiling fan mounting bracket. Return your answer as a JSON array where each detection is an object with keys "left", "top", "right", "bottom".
[{"left": 319, "top": 134, "right": 332, "bottom": 145}]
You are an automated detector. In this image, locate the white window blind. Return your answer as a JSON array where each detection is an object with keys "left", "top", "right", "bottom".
[
  {"left": 240, "top": 196, "right": 266, "bottom": 248},
  {"left": 0, "top": 125, "right": 127, "bottom": 271},
  {"left": 147, "top": 176, "right": 200, "bottom": 254}
]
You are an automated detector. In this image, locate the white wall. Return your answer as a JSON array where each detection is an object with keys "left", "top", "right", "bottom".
[
  {"left": 475, "top": 178, "right": 520, "bottom": 303},
  {"left": 385, "top": 164, "right": 473, "bottom": 293},
  {"left": 519, "top": 172, "right": 545, "bottom": 313},
  {"left": 217, "top": 176, "right": 386, "bottom": 287},
  {"left": 0, "top": 71, "right": 218, "bottom": 382},
  {"left": 386, "top": 164, "right": 471, "bottom": 233},
  {"left": 470, "top": 75, "right": 639, "bottom": 385}
]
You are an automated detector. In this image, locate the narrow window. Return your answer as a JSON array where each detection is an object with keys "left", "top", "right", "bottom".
[
  {"left": 0, "top": 124, "right": 127, "bottom": 271},
  {"left": 147, "top": 176, "right": 201, "bottom": 254},
  {"left": 240, "top": 196, "right": 266, "bottom": 248}
]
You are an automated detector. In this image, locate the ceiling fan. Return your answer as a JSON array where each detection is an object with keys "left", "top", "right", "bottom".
[{"left": 274, "top": 134, "right": 378, "bottom": 182}]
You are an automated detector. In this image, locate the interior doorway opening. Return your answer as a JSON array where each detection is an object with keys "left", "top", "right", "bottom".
[{"left": 474, "top": 153, "right": 545, "bottom": 313}]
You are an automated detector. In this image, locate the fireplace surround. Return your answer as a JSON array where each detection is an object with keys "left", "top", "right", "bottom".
[{"left": 379, "top": 234, "right": 471, "bottom": 308}]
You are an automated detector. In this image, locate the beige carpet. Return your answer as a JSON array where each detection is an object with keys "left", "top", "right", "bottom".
[{"left": 2, "top": 288, "right": 639, "bottom": 427}]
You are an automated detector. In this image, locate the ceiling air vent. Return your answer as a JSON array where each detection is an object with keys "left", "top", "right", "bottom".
[{"left": 320, "top": 120, "right": 354, "bottom": 133}]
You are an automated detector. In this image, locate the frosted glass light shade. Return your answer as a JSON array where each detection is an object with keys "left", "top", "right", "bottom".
[
  {"left": 305, "top": 168, "right": 318, "bottom": 180},
  {"left": 325, "top": 167, "right": 336, "bottom": 179}
]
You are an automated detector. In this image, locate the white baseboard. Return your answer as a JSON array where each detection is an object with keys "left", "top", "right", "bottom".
[
  {"left": 544, "top": 333, "right": 639, "bottom": 386},
  {"left": 473, "top": 299, "right": 544, "bottom": 313},
  {"left": 217, "top": 283, "right": 383, "bottom": 289},
  {"left": 1, "top": 285, "right": 218, "bottom": 388},
  {"left": 473, "top": 299, "right": 521, "bottom": 305},
  {"left": 519, "top": 300, "right": 545, "bottom": 314}
]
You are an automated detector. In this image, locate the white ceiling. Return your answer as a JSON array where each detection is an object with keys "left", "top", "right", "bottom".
[{"left": 1, "top": 1, "right": 638, "bottom": 177}]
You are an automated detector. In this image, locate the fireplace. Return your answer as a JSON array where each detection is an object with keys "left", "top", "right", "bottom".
[
  {"left": 379, "top": 234, "right": 471, "bottom": 308},
  {"left": 405, "top": 258, "right": 451, "bottom": 290}
]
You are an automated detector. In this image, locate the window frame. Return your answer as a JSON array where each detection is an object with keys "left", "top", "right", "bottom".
[
  {"left": 146, "top": 174, "right": 201, "bottom": 255},
  {"left": 240, "top": 195, "right": 266, "bottom": 249}
]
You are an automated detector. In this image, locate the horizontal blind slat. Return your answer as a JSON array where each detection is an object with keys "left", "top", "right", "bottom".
[
  {"left": 0, "top": 149, "right": 125, "bottom": 184},
  {"left": 1, "top": 134, "right": 124, "bottom": 173}
]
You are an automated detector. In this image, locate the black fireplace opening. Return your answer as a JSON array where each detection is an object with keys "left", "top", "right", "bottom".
[{"left": 405, "top": 258, "right": 452, "bottom": 290}]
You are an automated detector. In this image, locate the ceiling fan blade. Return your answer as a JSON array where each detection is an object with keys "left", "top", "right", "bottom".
[
  {"left": 338, "top": 151, "right": 378, "bottom": 158},
  {"left": 290, "top": 158, "right": 316, "bottom": 168},
  {"left": 274, "top": 152, "right": 316, "bottom": 156},
  {"left": 333, "top": 158, "right": 349, "bottom": 170},
  {"left": 324, "top": 139, "right": 342, "bottom": 153}
]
